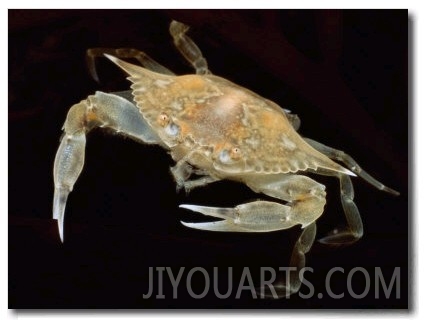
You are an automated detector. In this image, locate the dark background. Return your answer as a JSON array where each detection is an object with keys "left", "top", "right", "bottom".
[{"left": 9, "top": 10, "right": 408, "bottom": 309}]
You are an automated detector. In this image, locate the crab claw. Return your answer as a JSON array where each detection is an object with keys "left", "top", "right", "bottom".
[
  {"left": 181, "top": 220, "right": 241, "bottom": 232},
  {"left": 53, "top": 187, "right": 69, "bottom": 242},
  {"left": 179, "top": 201, "right": 299, "bottom": 233},
  {"left": 179, "top": 204, "right": 236, "bottom": 220},
  {"left": 53, "top": 131, "right": 86, "bottom": 243},
  {"left": 179, "top": 204, "right": 241, "bottom": 232}
]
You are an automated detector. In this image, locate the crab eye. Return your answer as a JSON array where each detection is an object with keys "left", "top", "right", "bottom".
[
  {"left": 157, "top": 113, "right": 169, "bottom": 127},
  {"left": 165, "top": 122, "right": 180, "bottom": 137},
  {"left": 219, "top": 147, "right": 241, "bottom": 163},
  {"left": 230, "top": 147, "right": 241, "bottom": 159}
]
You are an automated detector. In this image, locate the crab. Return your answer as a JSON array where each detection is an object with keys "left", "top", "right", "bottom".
[{"left": 53, "top": 20, "right": 399, "bottom": 298}]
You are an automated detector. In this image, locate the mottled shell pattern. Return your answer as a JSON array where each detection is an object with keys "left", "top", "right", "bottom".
[{"left": 108, "top": 56, "right": 351, "bottom": 178}]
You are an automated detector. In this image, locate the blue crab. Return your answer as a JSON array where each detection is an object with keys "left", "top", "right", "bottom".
[{"left": 53, "top": 20, "right": 399, "bottom": 297}]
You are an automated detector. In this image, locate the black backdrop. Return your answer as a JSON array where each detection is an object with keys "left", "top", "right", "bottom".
[{"left": 9, "top": 9, "right": 408, "bottom": 308}]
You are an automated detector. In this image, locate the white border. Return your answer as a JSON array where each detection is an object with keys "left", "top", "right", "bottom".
[
  {"left": 3, "top": 1, "right": 422, "bottom": 320},
  {"left": 2, "top": 0, "right": 419, "bottom": 9}
]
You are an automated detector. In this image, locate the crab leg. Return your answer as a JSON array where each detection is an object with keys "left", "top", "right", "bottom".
[
  {"left": 180, "top": 174, "right": 326, "bottom": 297},
  {"left": 303, "top": 137, "right": 398, "bottom": 245},
  {"left": 169, "top": 20, "right": 210, "bottom": 75},
  {"left": 261, "top": 222, "right": 317, "bottom": 298},
  {"left": 180, "top": 201, "right": 297, "bottom": 232},
  {"left": 180, "top": 174, "right": 326, "bottom": 231},
  {"left": 53, "top": 91, "right": 162, "bottom": 241},
  {"left": 316, "top": 173, "right": 364, "bottom": 245},
  {"left": 180, "top": 201, "right": 288, "bottom": 232},
  {"left": 180, "top": 201, "right": 318, "bottom": 297},
  {"left": 304, "top": 138, "right": 399, "bottom": 196},
  {"left": 170, "top": 157, "right": 218, "bottom": 193}
]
